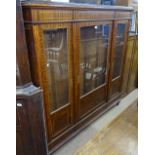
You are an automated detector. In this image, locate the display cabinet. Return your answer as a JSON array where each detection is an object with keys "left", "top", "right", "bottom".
[{"left": 22, "top": 1, "right": 133, "bottom": 153}]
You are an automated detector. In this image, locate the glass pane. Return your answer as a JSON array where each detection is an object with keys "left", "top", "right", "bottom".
[
  {"left": 80, "top": 25, "right": 110, "bottom": 96},
  {"left": 43, "top": 29, "right": 69, "bottom": 111},
  {"left": 112, "top": 23, "right": 126, "bottom": 79}
]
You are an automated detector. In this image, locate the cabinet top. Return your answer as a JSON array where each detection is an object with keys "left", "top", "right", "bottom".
[{"left": 22, "top": 1, "right": 133, "bottom": 11}]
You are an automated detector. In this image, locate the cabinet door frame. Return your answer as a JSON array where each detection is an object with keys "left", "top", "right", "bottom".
[
  {"left": 73, "top": 21, "right": 113, "bottom": 121},
  {"left": 32, "top": 23, "right": 74, "bottom": 141},
  {"left": 107, "top": 19, "right": 130, "bottom": 101}
]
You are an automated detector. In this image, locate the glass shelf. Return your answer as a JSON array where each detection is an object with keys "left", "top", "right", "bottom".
[{"left": 81, "top": 38, "right": 109, "bottom": 42}]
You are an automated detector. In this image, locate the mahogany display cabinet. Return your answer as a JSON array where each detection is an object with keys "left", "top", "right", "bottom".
[{"left": 22, "top": 1, "right": 133, "bottom": 153}]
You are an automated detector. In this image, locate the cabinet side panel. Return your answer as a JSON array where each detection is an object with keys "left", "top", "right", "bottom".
[
  {"left": 127, "top": 36, "right": 138, "bottom": 93},
  {"left": 122, "top": 36, "right": 135, "bottom": 96}
]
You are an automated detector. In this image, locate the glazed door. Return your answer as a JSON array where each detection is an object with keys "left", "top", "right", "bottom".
[
  {"left": 33, "top": 24, "right": 74, "bottom": 141},
  {"left": 74, "top": 22, "right": 112, "bottom": 119},
  {"left": 108, "top": 20, "right": 129, "bottom": 101}
]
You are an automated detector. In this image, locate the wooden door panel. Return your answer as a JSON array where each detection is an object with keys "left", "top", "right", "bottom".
[
  {"left": 74, "top": 21, "right": 112, "bottom": 120},
  {"left": 80, "top": 85, "right": 106, "bottom": 117},
  {"left": 108, "top": 20, "right": 129, "bottom": 100},
  {"left": 51, "top": 105, "right": 72, "bottom": 137},
  {"left": 111, "top": 78, "right": 121, "bottom": 97},
  {"left": 31, "top": 23, "right": 74, "bottom": 140}
]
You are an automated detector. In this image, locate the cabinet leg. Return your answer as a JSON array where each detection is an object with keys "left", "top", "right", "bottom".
[{"left": 116, "top": 101, "right": 120, "bottom": 106}]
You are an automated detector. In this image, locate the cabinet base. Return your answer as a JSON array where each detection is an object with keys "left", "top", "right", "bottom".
[{"left": 48, "top": 97, "right": 121, "bottom": 154}]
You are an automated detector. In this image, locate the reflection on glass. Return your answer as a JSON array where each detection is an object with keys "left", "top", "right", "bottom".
[
  {"left": 80, "top": 25, "right": 110, "bottom": 96},
  {"left": 16, "top": 61, "right": 21, "bottom": 85},
  {"left": 112, "top": 23, "right": 126, "bottom": 79},
  {"left": 44, "top": 29, "right": 69, "bottom": 111}
]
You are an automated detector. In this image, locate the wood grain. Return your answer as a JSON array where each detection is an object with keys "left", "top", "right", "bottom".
[
  {"left": 127, "top": 35, "right": 138, "bottom": 93},
  {"left": 122, "top": 34, "right": 138, "bottom": 96}
]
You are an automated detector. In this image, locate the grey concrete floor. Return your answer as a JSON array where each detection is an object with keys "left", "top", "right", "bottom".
[{"left": 52, "top": 89, "right": 138, "bottom": 155}]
